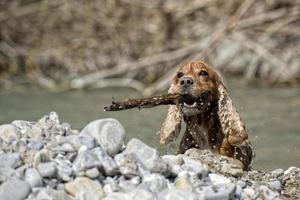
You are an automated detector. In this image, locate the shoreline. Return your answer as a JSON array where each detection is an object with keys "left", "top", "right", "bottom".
[{"left": 0, "top": 112, "right": 299, "bottom": 199}]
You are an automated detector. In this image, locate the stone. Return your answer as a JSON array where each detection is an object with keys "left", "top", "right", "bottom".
[
  {"left": 85, "top": 167, "right": 101, "bottom": 179},
  {"left": 27, "top": 188, "right": 72, "bottom": 200},
  {"left": 143, "top": 173, "right": 169, "bottom": 193},
  {"left": 37, "top": 162, "right": 57, "bottom": 178},
  {"left": 92, "top": 147, "right": 118, "bottom": 176},
  {"left": 209, "top": 173, "right": 231, "bottom": 185},
  {"left": 33, "top": 149, "right": 51, "bottom": 167},
  {"left": 65, "top": 177, "right": 105, "bottom": 199},
  {"left": 55, "top": 158, "right": 73, "bottom": 181},
  {"left": 268, "top": 180, "right": 282, "bottom": 191},
  {"left": 162, "top": 154, "right": 184, "bottom": 166},
  {"left": 0, "top": 124, "right": 19, "bottom": 143},
  {"left": 115, "top": 153, "right": 139, "bottom": 178},
  {"left": 220, "top": 163, "right": 243, "bottom": 177},
  {"left": 0, "top": 153, "right": 22, "bottom": 169},
  {"left": 271, "top": 168, "right": 284, "bottom": 177},
  {"left": 27, "top": 139, "right": 44, "bottom": 150},
  {"left": 72, "top": 133, "right": 96, "bottom": 150},
  {"left": 158, "top": 188, "right": 200, "bottom": 200},
  {"left": 25, "top": 126, "right": 43, "bottom": 139},
  {"left": 203, "top": 183, "right": 236, "bottom": 200},
  {"left": 124, "top": 138, "right": 169, "bottom": 175},
  {"left": 103, "top": 178, "right": 120, "bottom": 195},
  {"left": 182, "top": 156, "right": 207, "bottom": 176},
  {"left": 80, "top": 118, "right": 125, "bottom": 156},
  {"left": 256, "top": 185, "right": 280, "bottom": 199},
  {"left": 25, "top": 168, "right": 43, "bottom": 188},
  {"left": 0, "top": 167, "right": 18, "bottom": 182},
  {"left": 72, "top": 148, "right": 100, "bottom": 172},
  {"left": 0, "top": 180, "right": 31, "bottom": 200},
  {"left": 174, "top": 173, "right": 194, "bottom": 191}
]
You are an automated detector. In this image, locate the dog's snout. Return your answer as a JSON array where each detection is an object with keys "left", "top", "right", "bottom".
[{"left": 180, "top": 77, "right": 194, "bottom": 86}]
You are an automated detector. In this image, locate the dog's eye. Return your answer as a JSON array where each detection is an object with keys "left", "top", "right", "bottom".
[
  {"left": 199, "top": 70, "right": 209, "bottom": 77},
  {"left": 177, "top": 72, "right": 184, "bottom": 78}
]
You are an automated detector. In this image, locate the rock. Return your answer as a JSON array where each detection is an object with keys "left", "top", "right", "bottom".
[
  {"left": 118, "top": 176, "right": 141, "bottom": 191},
  {"left": 0, "top": 167, "right": 18, "bottom": 182},
  {"left": 27, "top": 139, "right": 44, "bottom": 150},
  {"left": 25, "top": 126, "right": 43, "bottom": 139},
  {"left": 242, "top": 188, "right": 255, "bottom": 199},
  {"left": 37, "top": 162, "right": 57, "bottom": 178},
  {"left": 208, "top": 173, "right": 231, "bottom": 185},
  {"left": 72, "top": 133, "right": 96, "bottom": 150},
  {"left": 162, "top": 154, "right": 184, "bottom": 166},
  {"left": 268, "top": 180, "right": 282, "bottom": 191},
  {"left": 11, "top": 140, "right": 27, "bottom": 153},
  {"left": 25, "top": 168, "right": 43, "bottom": 188},
  {"left": 72, "top": 148, "right": 100, "bottom": 172},
  {"left": 115, "top": 153, "right": 139, "bottom": 178},
  {"left": 142, "top": 173, "right": 169, "bottom": 193},
  {"left": 33, "top": 149, "right": 51, "bottom": 167},
  {"left": 27, "top": 188, "right": 72, "bottom": 200},
  {"left": 256, "top": 185, "right": 280, "bottom": 199},
  {"left": 174, "top": 173, "right": 194, "bottom": 191},
  {"left": 0, "top": 179, "right": 31, "bottom": 200},
  {"left": 0, "top": 153, "right": 22, "bottom": 169},
  {"left": 65, "top": 177, "right": 105, "bottom": 199},
  {"left": 158, "top": 188, "right": 200, "bottom": 200},
  {"left": 271, "top": 168, "right": 284, "bottom": 177},
  {"left": 0, "top": 124, "right": 19, "bottom": 143},
  {"left": 55, "top": 158, "right": 73, "bottom": 181},
  {"left": 103, "top": 178, "right": 120, "bottom": 195},
  {"left": 124, "top": 138, "right": 169, "bottom": 175},
  {"left": 182, "top": 156, "right": 207, "bottom": 176},
  {"left": 92, "top": 147, "right": 118, "bottom": 176},
  {"left": 85, "top": 167, "right": 101, "bottom": 179},
  {"left": 80, "top": 118, "right": 125, "bottom": 156},
  {"left": 203, "top": 183, "right": 236, "bottom": 200},
  {"left": 220, "top": 163, "right": 243, "bottom": 177}
]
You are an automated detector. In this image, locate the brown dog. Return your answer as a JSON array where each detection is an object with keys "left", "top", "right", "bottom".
[{"left": 160, "top": 61, "right": 254, "bottom": 170}]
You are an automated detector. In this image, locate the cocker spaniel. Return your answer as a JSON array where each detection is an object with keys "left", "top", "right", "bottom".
[{"left": 160, "top": 61, "right": 254, "bottom": 170}]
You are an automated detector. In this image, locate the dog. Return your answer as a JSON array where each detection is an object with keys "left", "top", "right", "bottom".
[{"left": 159, "top": 61, "right": 254, "bottom": 170}]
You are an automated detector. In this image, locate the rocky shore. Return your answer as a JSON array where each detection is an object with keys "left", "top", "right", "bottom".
[{"left": 0, "top": 112, "right": 299, "bottom": 200}]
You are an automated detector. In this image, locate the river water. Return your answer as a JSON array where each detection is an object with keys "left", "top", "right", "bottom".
[{"left": 0, "top": 80, "right": 299, "bottom": 171}]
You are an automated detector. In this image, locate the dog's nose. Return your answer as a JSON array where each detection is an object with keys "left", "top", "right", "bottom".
[{"left": 180, "top": 77, "right": 194, "bottom": 86}]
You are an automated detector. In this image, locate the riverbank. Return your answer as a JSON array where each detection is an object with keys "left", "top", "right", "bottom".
[{"left": 0, "top": 112, "right": 299, "bottom": 199}]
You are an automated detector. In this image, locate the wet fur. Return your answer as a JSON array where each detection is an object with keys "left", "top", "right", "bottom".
[{"left": 160, "top": 61, "right": 254, "bottom": 170}]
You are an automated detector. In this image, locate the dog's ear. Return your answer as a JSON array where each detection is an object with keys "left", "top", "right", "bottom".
[
  {"left": 217, "top": 81, "right": 254, "bottom": 170},
  {"left": 160, "top": 83, "right": 182, "bottom": 145}
]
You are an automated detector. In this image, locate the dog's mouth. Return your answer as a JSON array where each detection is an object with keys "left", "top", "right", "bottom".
[
  {"left": 178, "top": 92, "right": 210, "bottom": 116},
  {"left": 178, "top": 92, "right": 210, "bottom": 109}
]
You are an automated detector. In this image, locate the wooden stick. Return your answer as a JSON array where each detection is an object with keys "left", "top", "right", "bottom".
[{"left": 104, "top": 93, "right": 180, "bottom": 111}]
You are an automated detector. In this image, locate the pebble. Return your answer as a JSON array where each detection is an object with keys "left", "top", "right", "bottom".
[
  {"left": 65, "top": 177, "right": 105, "bottom": 199},
  {"left": 158, "top": 188, "right": 200, "bottom": 200},
  {"left": 124, "top": 138, "right": 169, "bottom": 175},
  {"left": 85, "top": 167, "right": 101, "bottom": 179},
  {"left": 142, "top": 173, "right": 169, "bottom": 193},
  {"left": 72, "top": 148, "right": 100, "bottom": 172},
  {"left": 25, "top": 168, "right": 43, "bottom": 188},
  {"left": 37, "top": 162, "right": 57, "bottom": 178},
  {"left": 80, "top": 118, "right": 125, "bottom": 156},
  {"left": 0, "top": 124, "right": 19, "bottom": 143},
  {"left": 0, "top": 179, "right": 31, "bottom": 200},
  {"left": 115, "top": 153, "right": 139, "bottom": 178},
  {"left": 0, "top": 113, "right": 296, "bottom": 200},
  {"left": 209, "top": 173, "right": 231, "bottom": 185},
  {"left": 0, "top": 153, "right": 22, "bottom": 169}
]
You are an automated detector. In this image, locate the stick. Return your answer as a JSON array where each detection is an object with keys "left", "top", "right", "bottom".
[{"left": 104, "top": 93, "right": 180, "bottom": 111}]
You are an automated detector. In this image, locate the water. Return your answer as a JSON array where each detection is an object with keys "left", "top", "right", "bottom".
[{"left": 0, "top": 81, "right": 299, "bottom": 171}]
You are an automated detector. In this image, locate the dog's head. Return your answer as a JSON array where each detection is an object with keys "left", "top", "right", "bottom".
[{"left": 169, "top": 61, "right": 219, "bottom": 116}]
